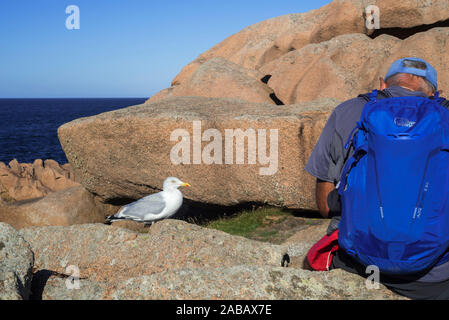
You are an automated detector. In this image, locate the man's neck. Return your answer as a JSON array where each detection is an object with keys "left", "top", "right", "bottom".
[
  {"left": 389, "top": 85, "right": 430, "bottom": 97},
  {"left": 384, "top": 85, "right": 430, "bottom": 98}
]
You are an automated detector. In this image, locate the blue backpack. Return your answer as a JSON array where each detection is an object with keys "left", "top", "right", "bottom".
[{"left": 338, "top": 90, "right": 449, "bottom": 275}]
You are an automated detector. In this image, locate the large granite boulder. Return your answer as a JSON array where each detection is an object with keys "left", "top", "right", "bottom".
[
  {"left": 148, "top": 57, "right": 277, "bottom": 104},
  {"left": 58, "top": 96, "right": 338, "bottom": 209}
]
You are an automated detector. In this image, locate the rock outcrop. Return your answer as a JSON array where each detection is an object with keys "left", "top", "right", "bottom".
[
  {"left": 160, "top": 27, "right": 449, "bottom": 106},
  {"left": 18, "top": 219, "right": 405, "bottom": 300},
  {"left": 0, "top": 223, "right": 34, "bottom": 300},
  {"left": 58, "top": 96, "right": 338, "bottom": 209},
  {"left": 40, "top": 266, "right": 403, "bottom": 300},
  {"left": 20, "top": 220, "right": 286, "bottom": 283},
  {"left": 261, "top": 28, "right": 449, "bottom": 104},
  {"left": 161, "top": 0, "right": 449, "bottom": 105},
  {"left": 0, "top": 159, "right": 116, "bottom": 229},
  {"left": 260, "top": 33, "right": 400, "bottom": 104},
  {"left": 0, "top": 186, "right": 118, "bottom": 230},
  {"left": 0, "top": 159, "right": 79, "bottom": 203}
]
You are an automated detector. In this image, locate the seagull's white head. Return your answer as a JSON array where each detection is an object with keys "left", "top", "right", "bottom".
[{"left": 163, "top": 177, "right": 191, "bottom": 191}]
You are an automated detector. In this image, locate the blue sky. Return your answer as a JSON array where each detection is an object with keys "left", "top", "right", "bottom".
[{"left": 0, "top": 0, "right": 332, "bottom": 98}]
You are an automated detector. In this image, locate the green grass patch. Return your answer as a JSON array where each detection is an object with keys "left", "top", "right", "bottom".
[{"left": 204, "top": 207, "right": 291, "bottom": 239}]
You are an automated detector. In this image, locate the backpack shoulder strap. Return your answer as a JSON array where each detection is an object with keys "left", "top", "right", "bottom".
[
  {"left": 358, "top": 90, "right": 449, "bottom": 110},
  {"left": 357, "top": 90, "right": 390, "bottom": 102},
  {"left": 429, "top": 92, "right": 449, "bottom": 110},
  {"left": 440, "top": 99, "right": 449, "bottom": 110}
]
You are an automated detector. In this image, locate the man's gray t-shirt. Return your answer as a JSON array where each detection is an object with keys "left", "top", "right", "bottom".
[{"left": 305, "top": 86, "right": 449, "bottom": 283}]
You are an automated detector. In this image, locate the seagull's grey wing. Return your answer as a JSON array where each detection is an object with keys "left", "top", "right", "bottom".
[{"left": 118, "top": 193, "right": 167, "bottom": 221}]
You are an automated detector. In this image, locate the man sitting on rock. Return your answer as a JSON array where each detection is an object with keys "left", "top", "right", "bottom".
[{"left": 305, "top": 57, "right": 449, "bottom": 300}]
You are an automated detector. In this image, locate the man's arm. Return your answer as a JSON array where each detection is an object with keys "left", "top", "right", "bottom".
[
  {"left": 306, "top": 98, "right": 365, "bottom": 219},
  {"left": 316, "top": 179, "right": 335, "bottom": 218}
]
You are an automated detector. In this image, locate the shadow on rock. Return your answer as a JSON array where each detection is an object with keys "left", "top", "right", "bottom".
[{"left": 30, "top": 270, "right": 57, "bottom": 300}]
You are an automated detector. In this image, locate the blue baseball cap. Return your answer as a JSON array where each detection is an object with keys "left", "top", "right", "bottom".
[{"left": 385, "top": 57, "right": 438, "bottom": 91}]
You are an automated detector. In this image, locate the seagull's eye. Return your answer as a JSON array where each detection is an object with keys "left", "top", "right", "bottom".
[{"left": 171, "top": 180, "right": 176, "bottom": 183}]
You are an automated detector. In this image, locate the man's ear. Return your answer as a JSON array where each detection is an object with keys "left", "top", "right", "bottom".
[{"left": 379, "top": 77, "right": 387, "bottom": 91}]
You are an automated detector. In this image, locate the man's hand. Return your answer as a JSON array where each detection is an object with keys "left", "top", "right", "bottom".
[{"left": 316, "top": 179, "right": 335, "bottom": 218}]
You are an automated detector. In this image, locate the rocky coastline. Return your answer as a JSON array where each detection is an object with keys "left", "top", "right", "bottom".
[{"left": 2, "top": 0, "right": 449, "bottom": 300}]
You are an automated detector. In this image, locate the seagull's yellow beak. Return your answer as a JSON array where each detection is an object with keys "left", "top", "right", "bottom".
[{"left": 181, "top": 182, "right": 191, "bottom": 187}]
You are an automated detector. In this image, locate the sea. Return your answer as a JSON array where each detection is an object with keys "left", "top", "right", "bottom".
[{"left": 0, "top": 98, "right": 147, "bottom": 165}]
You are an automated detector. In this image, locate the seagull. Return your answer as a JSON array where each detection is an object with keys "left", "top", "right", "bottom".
[{"left": 106, "top": 177, "right": 191, "bottom": 225}]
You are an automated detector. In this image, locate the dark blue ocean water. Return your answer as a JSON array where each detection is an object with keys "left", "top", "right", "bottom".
[{"left": 0, "top": 98, "right": 147, "bottom": 165}]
